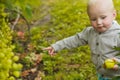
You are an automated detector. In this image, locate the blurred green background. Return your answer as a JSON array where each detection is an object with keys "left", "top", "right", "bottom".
[{"left": 1, "top": 0, "right": 120, "bottom": 80}]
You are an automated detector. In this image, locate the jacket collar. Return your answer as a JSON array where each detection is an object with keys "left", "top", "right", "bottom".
[{"left": 105, "top": 20, "right": 120, "bottom": 33}]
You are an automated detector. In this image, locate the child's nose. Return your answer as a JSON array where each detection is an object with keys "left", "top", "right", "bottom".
[{"left": 97, "top": 19, "right": 102, "bottom": 25}]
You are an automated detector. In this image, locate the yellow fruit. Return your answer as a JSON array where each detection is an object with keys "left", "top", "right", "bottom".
[
  {"left": 17, "top": 63, "right": 23, "bottom": 70},
  {"left": 104, "top": 59, "right": 115, "bottom": 69},
  {"left": 9, "top": 76, "right": 15, "bottom": 80},
  {"left": 12, "top": 63, "right": 18, "bottom": 70},
  {"left": 13, "top": 56, "right": 19, "bottom": 61},
  {"left": 13, "top": 71, "right": 20, "bottom": 78}
]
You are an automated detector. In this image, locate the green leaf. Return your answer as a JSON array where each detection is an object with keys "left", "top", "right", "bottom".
[
  {"left": 113, "top": 46, "right": 120, "bottom": 51},
  {"left": 24, "top": 5, "right": 33, "bottom": 19},
  {"left": 112, "top": 76, "right": 120, "bottom": 80}
]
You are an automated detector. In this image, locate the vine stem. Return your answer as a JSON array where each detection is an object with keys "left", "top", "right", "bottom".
[{"left": 11, "top": 13, "right": 20, "bottom": 30}]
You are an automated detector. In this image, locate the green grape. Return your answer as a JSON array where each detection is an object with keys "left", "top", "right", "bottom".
[
  {"left": 0, "top": 72, "right": 6, "bottom": 80},
  {"left": 7, "top": 59, "right": 12, "bottom": 65},
  {"left": 17, "top": 63, "right": 23, "bottom": 70},
  {"left": 6, "top": 59, "right": 12, "bottom": 69},
  {"left": 8, "top": 76, "right": 15, "bottom": 80},
  {"left": 0, "top": 53, "right": 5, "bottom": 58},
  {"left": 12, "top": 63, "right": 18, "bottom": 70},
  {"left": 13, "top": 56, "right": 19, "bottom": 62},
  {"left": 12, "top": 63, "right": 23, "bottom": 71},
  {"left": 0, "top": 63, "right": 2, "bottom": 69},
  {"left": 13, "top": 71, "right": 20, "bottom": 78},
  {"left": 9, "top": 52, "right": 14, "bottom": 57}
]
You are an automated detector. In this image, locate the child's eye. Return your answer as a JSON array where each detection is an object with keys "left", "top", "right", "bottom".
[
  {"left": 101, "top": 16, "right": 106, "bottom": 19},
  {"left": 91, "top": 18, "right": 96, "bottom": 21}
]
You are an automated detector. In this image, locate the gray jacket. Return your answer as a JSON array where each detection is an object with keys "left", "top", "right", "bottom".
[{"left": 51, "top": 20, "right": 120, "bottom": 78}]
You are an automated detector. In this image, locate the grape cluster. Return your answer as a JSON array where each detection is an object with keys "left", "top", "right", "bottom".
[{"left": 0, "top": 3, "right": 23, "bottom": 80}]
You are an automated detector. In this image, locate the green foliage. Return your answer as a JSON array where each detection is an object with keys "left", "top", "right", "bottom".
[
  {"left": 28, "top": 0, "right": 96, "bottom": 79},
  {"left": 114, "top": 0, "right": 120, "bottom": 23},
  {"left": 41, "top": 49, "right": 96, "bottom": 80},
  {"left": 48, "top": 0, "right": 90, "bottom": 38},
  {"left": 1, "top": 0, "right": 41, "bottom": 21},
  {"left": 15, "top": 0, "right": 41, "bottom": 20},
  {"left": 112, "top": 76, "right": 120, "bottom": 80},
  {"left": 28, "top": 0, "right": 120, "bottom": 80},
  {"left": 2, "top": 0, "right": 120, "bottom": 80},
  {"left": 29, "top": 24, "right": 97, "bottom": 79}
]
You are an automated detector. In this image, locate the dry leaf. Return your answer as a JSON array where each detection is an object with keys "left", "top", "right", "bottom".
[
  {"left": 30, "top": 67, "right": 37, "bottom": 73},
  {"left": 21, "top": 70, "right": 30, "bottom": 77}
]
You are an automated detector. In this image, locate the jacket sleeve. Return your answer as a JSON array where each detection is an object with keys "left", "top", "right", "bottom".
[{"left": 51, "top": 28, "right": 90, "bottom": 51}]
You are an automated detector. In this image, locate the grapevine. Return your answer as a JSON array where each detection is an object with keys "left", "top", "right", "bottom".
[{"left": 0, "top": 3, "right": 22, "bottom": 80}]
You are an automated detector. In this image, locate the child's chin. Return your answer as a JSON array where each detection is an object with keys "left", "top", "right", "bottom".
[{"left": 97, "top": 29, "right": 107, "bottom": 33}]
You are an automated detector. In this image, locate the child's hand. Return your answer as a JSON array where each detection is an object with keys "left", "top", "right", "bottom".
[
  {"left": 43, "top": 47, "right": 55, "bottom": 56},
  {"left": 112, "top": 58, "right": 119, "bottom": 70},
  {"left": 113, "top": 64, "right": 119, "bottom": 70},
  {"left": 104, "top": 58, "right": 119, "bottom": 70}
]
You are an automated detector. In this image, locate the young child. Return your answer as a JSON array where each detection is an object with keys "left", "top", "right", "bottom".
[{"left": 44, "top": 0, "right": 120, "bottom": 79}]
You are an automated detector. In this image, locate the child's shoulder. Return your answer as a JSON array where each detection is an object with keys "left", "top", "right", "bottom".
[
  {"left": 80, "top": 26, "right": 96, "bottom": 35},
  {"left": 83, "top": 26, "right": 95, "bottom": 32}
]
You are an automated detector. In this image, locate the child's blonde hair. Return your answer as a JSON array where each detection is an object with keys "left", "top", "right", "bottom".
[{"left": 87, "top": 0, "right": 115, "bottom": 13}]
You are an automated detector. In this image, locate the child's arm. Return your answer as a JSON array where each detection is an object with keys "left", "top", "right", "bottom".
[{"left": 43, "top": 27, "right": 90, "bottom": 56}]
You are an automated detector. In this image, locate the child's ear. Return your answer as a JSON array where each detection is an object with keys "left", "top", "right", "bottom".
[{"left": 113, "top": 10, "right": 117, "bottom": 19}]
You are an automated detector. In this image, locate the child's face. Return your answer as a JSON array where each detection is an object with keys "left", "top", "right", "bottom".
[{"left": 88, "top": 5, "right": 116, "bottom": 33}]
